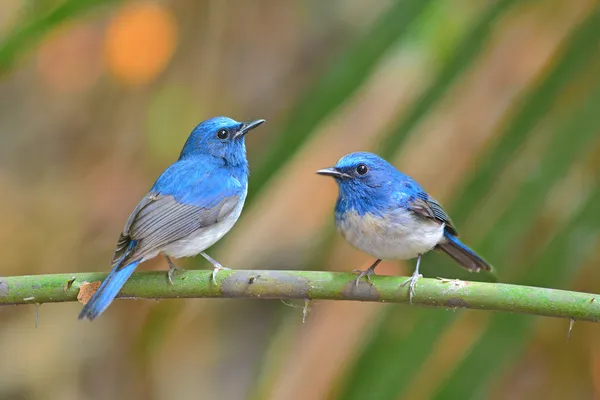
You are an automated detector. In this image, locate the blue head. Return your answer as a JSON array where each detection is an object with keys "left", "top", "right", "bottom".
[
  {"left": 317, "top": 152, "right": 416, "bottom": 216},
  {"left": 179, "top": 116, "right": 265, "bottom": 166}
]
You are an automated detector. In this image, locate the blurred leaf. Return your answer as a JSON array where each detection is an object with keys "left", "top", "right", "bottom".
[
  {"left": 247, "top": 0, "right": 433, "bottom": 204},
  {"left": 335, "top": 5, "right": 600, "bottom": 400},
  {"left": 339, "top": 306, "right": 456, "bottom": 400},
  {"left": 408, "top": 1, "right": 473, "bottom": 64},
  {"left": 435, "top": 170, "right": 600, "bottom": 399},
  {"left": 132, "top": 300, "right": 176, "bottom": 377},
  {"left": 450, "top": 5, "right": 600, "bottom": 224},
  {"left": 434, "top": 47, "right": 600, "bottom": 398},
  {"left": 479, "top": 74, "right": 600, "bottom": 268},
  {"left": 423, "top": 3, "right": 600, "bottom": 283},
  {"left": 379, "top": 0, "right": 517, "bottom": 157},
  {"left": 0, "top": 0, "right": 119, "bottom": 74}
]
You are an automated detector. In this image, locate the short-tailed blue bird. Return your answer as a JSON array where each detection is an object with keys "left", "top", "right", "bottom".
[
  {"left": 317, "top": 152, "right": 492, "bottom": 302},
  {"left": 78, "top": 116, "right": 265, "bottom": 320}
]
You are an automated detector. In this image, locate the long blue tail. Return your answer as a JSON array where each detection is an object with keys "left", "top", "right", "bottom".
[
  {"left": 438, "top": 231, "right": 492, "bottom": 273},
  {"left": 78, "top": 260, "right": 140, "bottom": 321}
]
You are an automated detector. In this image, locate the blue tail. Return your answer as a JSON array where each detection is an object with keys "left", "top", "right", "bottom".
[
  {"left": 438, "top": 231, "right": 492, "bottom": 273},
  {"left": 78, "top": 260, "right": 140, "bottom": 321}
]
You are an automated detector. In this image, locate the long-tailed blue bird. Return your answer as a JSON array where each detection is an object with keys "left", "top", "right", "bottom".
[
  {"left": 317, "top": 152, "right": 492, "bottom": 302},
  {"left": 79, "top": 116, "right": 265, "bottom": 320}
]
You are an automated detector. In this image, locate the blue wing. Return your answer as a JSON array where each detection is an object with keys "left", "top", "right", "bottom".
[
  {"left": 407, "top": 192, "right": 458, "bottom": 236},
  {"left": 392, "top": 176, "right": 458, "bottom": 236},
  {"left": 389, "top": 174, "right": 491, "bottom": 273},
  {"left": 112, "top": 158, "right": 245, "bottom": 268}
]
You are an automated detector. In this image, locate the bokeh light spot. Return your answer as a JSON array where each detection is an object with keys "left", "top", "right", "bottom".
[
  {"left": 36, "top": 23, "right": 104, "bottom": 93},
  {"left": 104, "top": 2, "right": 177, "bottom": 85}
]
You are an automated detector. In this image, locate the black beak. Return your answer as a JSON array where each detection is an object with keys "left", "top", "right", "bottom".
[
  {"left": 235, "top": 119, "right": 266, "bottom": 138},
  {"left": 316, "top": 167, "right": 351, "bottom": 179}
]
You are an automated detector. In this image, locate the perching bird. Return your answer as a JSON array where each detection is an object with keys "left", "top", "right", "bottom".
[
  {"left": 317, "top": 151, "right": 492, "bottom": 302},
  {"left": 79, "top": 116, "right": 265, "bottom": 320}
]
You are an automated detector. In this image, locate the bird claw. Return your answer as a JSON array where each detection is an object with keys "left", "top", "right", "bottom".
[
  {"left": 353, "top": 267, "right": 376, "bottom": 287},
  {"left": 211, "top": 265, "right": 231, "bottom": 285},
  {"left": 167, "top": 266, "right": 179, "bottom": 285},
  {"left": 200, "top": 252, "right": 230, "bottom": 285},
  {"left": 165, "top": 256, "right": 182, "bottom": 285},
  {"left": 400, "top": 272, "right": 422, "bottom": 304}
]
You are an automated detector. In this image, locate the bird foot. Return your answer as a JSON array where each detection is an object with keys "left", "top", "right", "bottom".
[
  {"left": 167, "top": 266, "right": 180, "bottom": 285},
  {"left": 400, "top": 271, "right": 422, "bottom": 304},
  {"left": 211, "top": 265, "right": 231, "bottom": 285},
  {"left": 165, "top": 257, "right": 183, "bottom": 285},
  {"left": 352, "top": 267, "right": 377, "bottom": 287},
  {"left": 200, "top": 252, "right": 231, "bottom": 284}
]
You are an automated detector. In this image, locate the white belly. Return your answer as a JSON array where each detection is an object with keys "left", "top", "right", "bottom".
[
  {"left": 159, "top": 197, "right": 245, "bottom": 259},
  {"left": 337, "top": 209, "right": 444, "bottom": 260}
]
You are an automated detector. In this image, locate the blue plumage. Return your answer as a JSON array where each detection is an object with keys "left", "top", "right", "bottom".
[
  {"left": 439, "top": 230, "right": 490, "bottom": 273},
  {"left": 318, "top": 151, "right": 492, "bottom": 302},
  {"left": 78, "top": 116, "right": 265, "bottom": 320},
  {"left": 81, "top": 260, "right": 140, "bottom": 321},
  {"left": 153, "top": 157, "right": 245, "bottom": 207}
]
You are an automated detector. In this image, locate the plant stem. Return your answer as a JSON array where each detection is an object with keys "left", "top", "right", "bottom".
[{"left": 1, "top": 270, "right": 598, "bottom": 322}]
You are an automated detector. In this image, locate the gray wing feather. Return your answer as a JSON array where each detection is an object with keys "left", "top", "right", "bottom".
[
  {"left": 409, "top": 193, "right": 458, "bottom": 236},
  {"left": 112, "top": 193, "right": 239, "bottom": 267}
]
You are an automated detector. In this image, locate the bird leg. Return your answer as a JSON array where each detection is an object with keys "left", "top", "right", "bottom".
[
  {"left": 201, "top": 252, "right": 230, "bottom": 284},
  {"left": 401, "top": 254, "right": 423, "bottom": 304},
  {"left": 353, "top": 259, "right": 382, "bottom": 287},
  {"left": 165, "top": 256, "right": 181, "bottom": 285}
]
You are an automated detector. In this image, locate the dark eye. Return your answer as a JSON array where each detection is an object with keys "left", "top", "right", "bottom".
[
  {"left": 217, "top": 129, "right": 229, "bottom": 140},
  {"left": 356, "top": 164, "right": 369, "bottom": 175}
]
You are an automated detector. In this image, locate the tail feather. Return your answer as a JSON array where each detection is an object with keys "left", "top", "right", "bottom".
[
  {"left": 78, "top": 260, "right": 140, "bottom": 321},
  {"left": 437, "top": 231, "right": 491, "bottom": 272}
]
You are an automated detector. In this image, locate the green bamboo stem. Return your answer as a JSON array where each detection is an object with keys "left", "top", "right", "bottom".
[{"left": 0, "top": 270, "right": 598, "bottom": 322}]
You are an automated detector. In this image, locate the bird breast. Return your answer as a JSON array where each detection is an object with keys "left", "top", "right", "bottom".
[
  {"left": 336, "top": 208, "right": 444, "bottom": 260},
  {"left": 162, "top": 195, "right": 246, "bottom": 259}
]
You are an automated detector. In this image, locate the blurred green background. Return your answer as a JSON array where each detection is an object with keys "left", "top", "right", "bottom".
[{"left": 1, "top": 0, "right": 600, "bottom": 399}]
